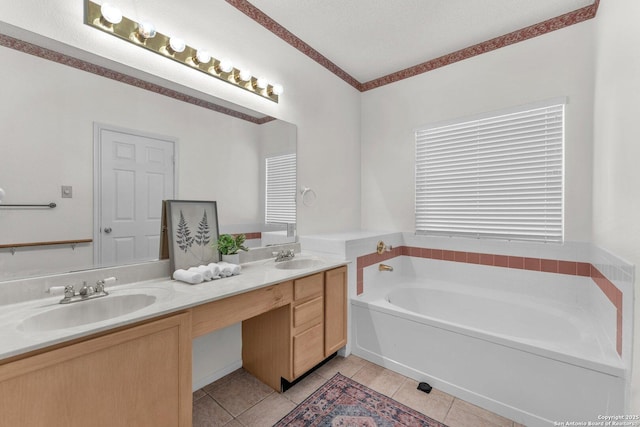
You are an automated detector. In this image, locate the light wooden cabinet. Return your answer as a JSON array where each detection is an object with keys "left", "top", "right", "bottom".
[
  {"left": 324, "top": 266, "right": 348, "bottom": 356},
  {"left": 290, "top": 273, "right": 324, "bottom": 378},
  {"left": 246, "top": 267, "right": 347, "bottom": 386},
  {"left": 0, "top": 313, "right": 192, "bottom": 427}
]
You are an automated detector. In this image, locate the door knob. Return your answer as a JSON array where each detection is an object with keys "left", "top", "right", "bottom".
[{"left": 104, "top": 227, "right": 112, "bottom": 234}]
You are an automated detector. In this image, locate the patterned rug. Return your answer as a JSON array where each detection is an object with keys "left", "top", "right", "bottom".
[{"left": 275, "top": 373, "right": 447, "bottom": 426}]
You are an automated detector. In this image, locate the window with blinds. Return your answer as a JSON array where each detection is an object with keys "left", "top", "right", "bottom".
[
  {"left": 415, "top": 101, "right": 564, "bottom": 243},
  {"left": 265, "top": 153, "right": 297, "bottom": 224}
]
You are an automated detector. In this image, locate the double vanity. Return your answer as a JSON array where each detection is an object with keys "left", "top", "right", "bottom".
[{"left": 0, "top": 256, "right": 348, "bottom": 427}]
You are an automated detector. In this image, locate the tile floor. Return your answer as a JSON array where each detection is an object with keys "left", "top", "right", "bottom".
[{"left": 192, "top": 355, "right": 525, "bottom": 427}]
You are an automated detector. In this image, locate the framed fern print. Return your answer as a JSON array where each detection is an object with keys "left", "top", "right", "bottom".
[{"left": 165, "top": 200, "right": 220, "bottom": 275}]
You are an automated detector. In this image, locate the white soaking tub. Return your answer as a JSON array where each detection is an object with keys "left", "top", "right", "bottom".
[{"left": 351, "top": 257, "right": 626, "bottom": 427}]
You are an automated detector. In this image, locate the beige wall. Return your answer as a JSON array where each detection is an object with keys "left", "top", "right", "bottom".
[
  {"left": 593, "top": 0, "right": 640, "bottom": 412},
  {"left": 0, "top": 0, "right": 362, "bottom": 236},
  {"left": 360, "top": 21, "right": 595, "bottom": 242}
]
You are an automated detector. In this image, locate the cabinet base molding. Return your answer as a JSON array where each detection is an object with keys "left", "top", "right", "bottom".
[{"left": 280, "top": 351, "right": 338, "bottom": 392}]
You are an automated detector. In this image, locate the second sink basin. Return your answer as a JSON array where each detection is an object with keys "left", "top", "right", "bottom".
[
  {"left": 275, "top": 258, "right": 324, "bottom": 270},
  {"left": 19, "top": 293, "right": 159, "bottom": 332}
]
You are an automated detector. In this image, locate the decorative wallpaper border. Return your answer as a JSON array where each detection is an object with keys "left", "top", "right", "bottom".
[
  {"left": 356, "top": 244, "right": 622, "bottom": 355},
  {"left": 0, "top": 33, "right": 274, "bottom": 125},
  {"left": 359, "top": 1, "right": 600, "bottom": 91},
  {"left": 227, "top": 0, "right": 600, "bottom": 92}
]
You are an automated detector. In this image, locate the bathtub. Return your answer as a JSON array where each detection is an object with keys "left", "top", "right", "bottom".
[{"left": 351, "top": 257, "right": 626, "bottom": 427}]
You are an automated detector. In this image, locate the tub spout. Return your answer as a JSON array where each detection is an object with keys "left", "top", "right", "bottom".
[{"left": 379, "top": 264, "right": 394, "bottom": 272}]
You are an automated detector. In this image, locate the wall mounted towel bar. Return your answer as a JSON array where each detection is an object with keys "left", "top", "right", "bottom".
[
  {"left": 0, "top": 239, "right": 92, "bottom": 255},
  {"left": 0, "top": 202, "right": 57, "bottom": 208}
]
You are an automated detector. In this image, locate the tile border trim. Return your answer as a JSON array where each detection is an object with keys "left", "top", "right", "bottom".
[{"left": 356, "top": 244, "right": 622, "bottom": 355}]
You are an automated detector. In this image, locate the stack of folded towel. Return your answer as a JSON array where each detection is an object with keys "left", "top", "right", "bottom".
[
  {"left": 217, "top": 261, "right": 241, "bottom": 277},
  {"left": 173, "top": 262, "right": 241, "bottom": 284}
]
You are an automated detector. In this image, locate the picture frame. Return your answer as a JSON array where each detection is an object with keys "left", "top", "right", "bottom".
[{"left": 164, "top": 200, "right": 220, "bottom": 275}]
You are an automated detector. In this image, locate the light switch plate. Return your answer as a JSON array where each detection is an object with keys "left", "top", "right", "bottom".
[{"left": 61, "top": 186, "right": 73, "bottom": 198}]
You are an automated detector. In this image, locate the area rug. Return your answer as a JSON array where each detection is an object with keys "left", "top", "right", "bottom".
[{"left": 274, "top": 373, "right": 447, "bottom": 426}]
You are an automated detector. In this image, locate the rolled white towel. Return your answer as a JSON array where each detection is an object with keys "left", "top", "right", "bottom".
[
  {"left": 207, "top": 263, "right": 222, "bottom": 279},
  {"left": 217, "top": 261, "right": 241, "bottom": 276},
  {"left": 189, "top": 266, "right": 213, "bottom": 281},
  {"left": 173, "top": 269, "right": 203, "bottom": 284},
  {"left": 218, "top": 264, "right": 232, "bottom": 277}
]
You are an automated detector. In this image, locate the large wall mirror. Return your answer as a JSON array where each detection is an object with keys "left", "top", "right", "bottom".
[{"left": 0, "top": 40, "right": 296, "bottom": 282}]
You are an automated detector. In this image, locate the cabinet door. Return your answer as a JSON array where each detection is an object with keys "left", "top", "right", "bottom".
[
  {"left": 325, "top": 266, "right": 347, "bottom": 356},
  {"left": 293, "top": 323, "right": 324, "bottom": 378},
  {"left": 0, "top": 312, "right": 192, "bottom": 427}
]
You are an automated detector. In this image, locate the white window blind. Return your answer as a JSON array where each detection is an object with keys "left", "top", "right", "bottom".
[
  {"left": 265, "top": 153, "right": 297, "bottom": 224},
  {"left": 415, "top": 102, "right": 564, "bottom": 243}
]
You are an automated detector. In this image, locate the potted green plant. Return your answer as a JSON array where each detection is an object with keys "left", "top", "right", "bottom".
[{"left": 214, "top": 234, "right": 248, "bottom": 264}]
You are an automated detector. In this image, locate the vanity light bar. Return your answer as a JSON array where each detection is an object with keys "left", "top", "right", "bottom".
[{"left": 85, "top": 0, "right": 281, "bottom": 103}]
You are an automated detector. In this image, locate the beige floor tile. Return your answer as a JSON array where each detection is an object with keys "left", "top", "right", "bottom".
[
  {"left": 193, "top": 389, "right": 207, "bottom": 401},
  {"left": 445, "top": 398, "right": 514, "bottom": 427},
  {"left": 314, "top": 354, "right": 369, "bottom": 379},
  {"left": 283, "top": 372, "right": 327, "bottom": 404},
  {"left": 204, "top": 369, "right": 274, "bottom": 417},
  {"left": 351, "top": 363, "right": 406, "bottom": 397},
  {"left": 223, "top": 420, "right": 243, "bottom": 427},
  {"left": 192, "top": 395, "right": 233, "bottom": 427},
  {"left": 236, "top": 393, "right": 296, "bottom": 427},
  {"left": 391, "top": 378, "right": 454, "bottom": 422}
]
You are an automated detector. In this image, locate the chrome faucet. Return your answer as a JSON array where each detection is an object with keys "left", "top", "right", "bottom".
[
  {"left": 378, "top": 264, "right": 394, "bottom": 272},
  {"left": 273, "top": 249, "right": 295, "bottom": 262},
  {"left": 59, "top": 279, "right": 110, "bottom": 304}
]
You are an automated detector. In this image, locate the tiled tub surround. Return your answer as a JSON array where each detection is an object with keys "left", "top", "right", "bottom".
[
  {"left": 352, "top": 256, "right": 625, "bottom": 426},
  {"left": 356, "top": 245, "right": 624, "bottom": 355}
]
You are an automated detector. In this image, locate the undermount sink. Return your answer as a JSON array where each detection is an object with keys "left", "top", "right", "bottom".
[
  {"left": 275, "top": 258, "right": 324, "bottom": 270},
  {"left": 19, "top": 293, "right": 158, "bottom": 332}
]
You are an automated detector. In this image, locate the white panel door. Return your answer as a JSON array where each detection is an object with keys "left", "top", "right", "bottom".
[{"left": 98, "top": 127, "right": 175, "bottom": 265}]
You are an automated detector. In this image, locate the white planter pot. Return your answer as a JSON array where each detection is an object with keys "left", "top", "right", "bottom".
[{"left": 221, "top": 254, "right": 240, "bottom": 264}]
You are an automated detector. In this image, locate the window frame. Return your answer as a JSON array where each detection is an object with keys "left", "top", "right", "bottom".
[
  {"left": 414, "top": 98, "right": 566, "bottom": 243},
  {"left": 265, "top": 152, "right": 297, "bottom": 225}
]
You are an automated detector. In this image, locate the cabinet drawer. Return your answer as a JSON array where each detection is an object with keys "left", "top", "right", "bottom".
[
  {"left": 293, "top": 322, "right": 324, "bottom": 378},
  {"left": 192, "top": 281, "right": 292, "bottom": 337},
  {"left": 293, "top": 296, "right": 323, "bottom": 329},
  {"left": 293, "top": 273, "right": 323, "bottom": 301}
]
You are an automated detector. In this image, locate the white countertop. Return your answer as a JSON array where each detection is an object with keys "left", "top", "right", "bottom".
[{"left": 0, "top": 255, "right": 348, "bottom": 361}]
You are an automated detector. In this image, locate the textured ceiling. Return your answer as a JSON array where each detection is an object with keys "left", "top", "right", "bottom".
[{"left": 246, "top": 0, "right": 595, "bottom": 83}]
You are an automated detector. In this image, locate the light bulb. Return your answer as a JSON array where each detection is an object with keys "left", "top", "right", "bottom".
[
  {"left": 137, "top": 21, "right": 156, "bottom": 39},
  {"left": 195, "top": 49, "right": 211, "bottom": 64},
  {"left": 272, "top": 83, "right": 284, "bottom": 96},
  {"left": 238, "top": 69, "right": 252, "bottom": 82},
  {"left": 168, "top": 37, "right": 186, "bottom": 53},
  {"left": 256, "top": 77, "right": 268, "bottom": 90},
  {"left": 218, "top": 58, "right": 233, "bottom": 73},
  {"left": 100, "top": 3, "right": 122, "bottom": 25}
]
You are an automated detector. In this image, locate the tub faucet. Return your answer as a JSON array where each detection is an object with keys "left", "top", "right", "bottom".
[{"left": 379, "top": 264, "right": 394, "bottom": 272}]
